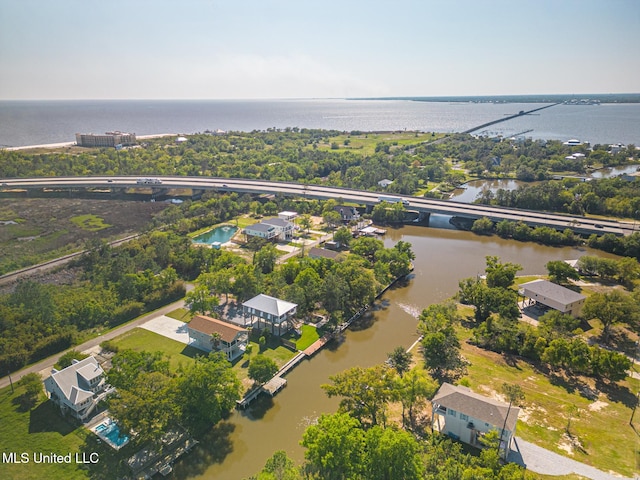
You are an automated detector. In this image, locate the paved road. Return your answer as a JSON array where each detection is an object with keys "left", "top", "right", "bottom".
[
  {"left": 509, "top": 437, "right": 636, "bottom": 480},
  {"left": 0, "top": 294, "right": 190, "bottom": 390},
  {"left": 2, "top": 176, "right": 633, "bottom": 236},
  {"left": 0, "top": 233, "right": 141, "bottom": 287}
]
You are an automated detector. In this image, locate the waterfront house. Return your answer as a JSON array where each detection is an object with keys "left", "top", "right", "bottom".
[
  {"left": 519, "top": 279, "right": 586, "bottom": 317},
  {"left": 431, "top": 383, "right": 519, "bottom": 460},
  {"left": 278, "top": 211, "right": 298, "bottom": 221},
  {"left": 243, "top": 217, "right": 295, "bottom": 241},
  {"left": 44, "top": 356, "right": 113, "bottom": 422},
  {"left": 242, "top": 294, "right": 297, "bottom": 336},
  {"left": 243, "top": 222, "right": 278, "bottom": 241},
  {"left": 333, "top": 205, "right": 360, "bottom": 223},
  {"left": 187, "top": 315, "right": 248, "bottom": 361}
]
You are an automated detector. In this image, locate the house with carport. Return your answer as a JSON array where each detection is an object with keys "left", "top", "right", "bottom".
[
  {"left": 187, "top": 315, "right": 249, "bottom": 361},
  {"left": 431, "top": 383, "right": 520, "bottom": 460},
  {"left": 242, "top": 294, "right": 297, "bottom": 336},
  {"left": 44, "top": 356, "right": 113, "bottom": 422},
  {"left": 519, "top": 279, "right": 586, "bottom": 317}
]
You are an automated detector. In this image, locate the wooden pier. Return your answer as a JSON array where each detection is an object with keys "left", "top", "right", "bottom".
[
  {"left": 303, "top": 333, "right": 332, "bottom": 356},
  {"left": 262, "top": 376, "right": 287, "bottom": 396}
]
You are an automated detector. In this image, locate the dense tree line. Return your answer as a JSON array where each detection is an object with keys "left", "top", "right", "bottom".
[
  {"left": 189, "top": 236, "right": 413, "bottom": 325},
  {"left": 478, "top": 177, "right": 640, "bottom": 219},
  {"left": 457, "top": 257, "right": 635, "bottom": 383},
  {"left": 107, "top": 349, "right": 240, "bottom": 445},
  {"left": 471, "top": 216, "right": 640, "bottom": 260},
  {"left": 3, "top": 130, "right": 634, "bottom": 199}
]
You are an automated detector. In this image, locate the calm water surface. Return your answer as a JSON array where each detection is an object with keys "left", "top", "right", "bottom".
[
  {"left": 175, "top": 225, "right": 615, "bottom": 479},
  {"left": 2, "top": 100, "right": 639, "bottom": 147}
]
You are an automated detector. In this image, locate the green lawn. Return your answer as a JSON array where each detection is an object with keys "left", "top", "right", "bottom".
[
  {"left": 0, "top": 385, "right": 90, "bottom": 479},
  {"left": 165, "top": 307, "right": 192, "bottom": 322},
  {"left": 70, "top": 214, "right": 112, "bottom": 232},
  {"left": 232, "top": 340, "right": 297, "bottom": 390},
  {"left": 311, "top": 132, "right": 444, "bottom": 155},
  {"left": 295, "top": 325, "right": 320, "bottom": 351},
  {"left": 459, "top": 335, "right": 639, "bottom": 477},
  {"left": 108, "top": 328, "right": 200, "bottom": 371}
]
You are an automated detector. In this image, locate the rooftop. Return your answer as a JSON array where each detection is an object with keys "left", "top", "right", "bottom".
[
  {"left": 47, "top": 356, "right": 103, "bottom": 405},
  {"left": 243, "top": 294, "right": 297, "bottom": 317},
  {"left": 188, "top": 315, "right": 248, "bottom": 342},
  {"left": 519, "top": 279, "right": 585, "bottom": 304},
  {"left": 433, "top": 382, "right": 520, "bottom": 432}
]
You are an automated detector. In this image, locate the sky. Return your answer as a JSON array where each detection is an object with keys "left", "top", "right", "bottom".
[{"left": 1, "top": 0, "right": 639, "bottom": 100}]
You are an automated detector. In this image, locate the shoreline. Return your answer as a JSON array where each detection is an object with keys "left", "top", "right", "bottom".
[{"left": 2, "top": 133, "right": 177, "bottom": 151}]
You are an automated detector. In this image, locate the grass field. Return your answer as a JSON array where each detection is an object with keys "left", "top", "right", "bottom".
[
  {"left": 108, "top": 328, "right": 200, "bottom": 371},
  {"left": 69, "top": 214, "right": 112, "bottom": 232},
  {"left": 311, "top": 132, "right": 445, "bottom": 155},
  {"left": 295, "top": 324, "right": 320, "bottom": 350},
  {"left": 457, "top": 322, "right": 639, "bottom": 477},
  {"left": 165, "top": 307, "right": 192, "bottom": 322},
  {"left": 0, "top": 385, "right": 90, "bottom": 480}
]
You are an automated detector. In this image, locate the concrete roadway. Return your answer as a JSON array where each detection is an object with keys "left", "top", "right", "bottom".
[{"left": 1, "top": 176, "right": 634, "bottom": 236}]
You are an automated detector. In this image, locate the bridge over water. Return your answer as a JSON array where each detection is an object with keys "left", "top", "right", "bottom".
[{"left": 0, "top": 176, "right": 633, "bottom": 237}]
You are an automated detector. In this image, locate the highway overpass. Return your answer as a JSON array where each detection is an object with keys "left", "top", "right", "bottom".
[{"left": 0, "top": 176, "right": 634, "bottom": 237}]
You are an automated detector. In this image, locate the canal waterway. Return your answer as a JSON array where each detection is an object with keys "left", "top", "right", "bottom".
[
  {"left": 450, "top": 164, "right": 640, "bottom": 204},
  {"left": 175, "top": 225, "right": 616, "bottom": 479}
]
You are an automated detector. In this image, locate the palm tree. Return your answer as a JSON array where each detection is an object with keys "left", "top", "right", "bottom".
[
  {"left": 499, "top": 383, "right": 524, "bottom": 459},
  {"left": 211, "top": 332, "right": 222, "bottom": 350}
]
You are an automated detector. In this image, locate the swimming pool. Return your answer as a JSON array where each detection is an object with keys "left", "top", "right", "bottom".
[
  {"left": 94, "top": 419, "right": 130, "bottom": 449},
  {"left": 193, "top": 225, "right": 238, "bottom": 246}
]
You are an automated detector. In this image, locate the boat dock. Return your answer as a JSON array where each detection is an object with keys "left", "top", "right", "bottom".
[
  {"left": 262, "top": 376, "right": 287, "bottom": 396},
  {"left": 237, "top": 350, "right": 308, "bottom": 408},
  {"left": 303, "top": 333, "right": 332, "bottom": 356}
]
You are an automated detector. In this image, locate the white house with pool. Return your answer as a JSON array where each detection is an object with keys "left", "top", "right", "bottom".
[{"left": 44, "top": 356, "right": 114, "bottom": 422}]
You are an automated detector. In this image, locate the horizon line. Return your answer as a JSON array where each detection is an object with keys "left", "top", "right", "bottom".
[{"left": 2, "top": 93, "right": 640, "bottom": 102}]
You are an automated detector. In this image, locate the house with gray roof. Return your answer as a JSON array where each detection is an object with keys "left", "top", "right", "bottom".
[
  {"left": 44, "top": 356, "right": 113, "bottom": 422},
  {"left": 243, "top": 217, "right": 295, "bottom": 241},
  {"left": 432, "top": 383, "right": 520, "bottom": 460},
  {"left": 519, "top": 279, "right": 586, "bottom": 317},
  {"left": 333, "top": 205, "right": 360, "bottom": 223},
  {"left": 242, "top": 294, "right": 297, "bottom": 336}
]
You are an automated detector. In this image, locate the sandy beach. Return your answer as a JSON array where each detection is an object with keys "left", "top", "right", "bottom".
[{"left": 3, "top": 133, "right": 176, "bottom": 151}]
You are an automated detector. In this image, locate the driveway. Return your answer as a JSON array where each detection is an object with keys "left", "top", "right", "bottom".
[
  {"left": 509, "top": 437, "right": 635, "bottom": 480},
  {"left": 140, "top": 315, "right": 190, "bottom": 344}
]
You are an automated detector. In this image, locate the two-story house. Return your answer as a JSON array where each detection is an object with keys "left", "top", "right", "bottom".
[
  {"left": 187, "top": 315, "right": 249, "bottom": 361},
  {"left": 243, "top": 217, "right": 295, "bottom": 241},
  {"left": 242, "top": 293, "right": 297, "bottom": 336},
  {"left": 431, "top": 383, "right": 520, "bottom": 460},
  {"left": 44, "top": 356, "right": 112, "bottom": 422}
]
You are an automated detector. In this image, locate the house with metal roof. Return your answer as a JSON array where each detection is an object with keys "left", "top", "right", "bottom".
[
  {"left": 431, "top": 383, "right": 520, "bottom": 460},
  {"left": 243, "top": 217, "right": 295, "bottom": 241},
  {"left": 242, "top": 294, "right": 297, "bottom": 336},
  {"left": 44, "top": 356, "right": 113, "bottom": 422},
  {"left": 243, "top": 222, "right": 278, "bottom": 240},
  {"left": 187, "top": 315, "right": 248, "bottom": 361},
  {"left": 519, "top": 279, "right": 586, "bottom": 317}
]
